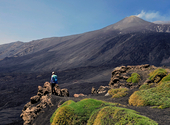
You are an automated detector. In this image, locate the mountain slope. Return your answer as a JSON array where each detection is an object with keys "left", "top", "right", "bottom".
[{"left": 0, "top": 16, "right": 170, "bottom": 73}]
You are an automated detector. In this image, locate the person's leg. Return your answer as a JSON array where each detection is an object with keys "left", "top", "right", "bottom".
[{"left": 51, "top": 83, "right": 55, "bottom": 94}]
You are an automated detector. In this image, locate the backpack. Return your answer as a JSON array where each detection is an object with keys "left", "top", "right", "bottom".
[{"left": 53, "top": 75, "right": 58, "bottom": 83}]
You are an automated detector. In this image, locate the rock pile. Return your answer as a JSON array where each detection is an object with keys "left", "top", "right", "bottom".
[
  {"left": 91, "top": 87, "right": 98, "bottom": 94},
  {"left": 52, "top": 83, "right": 69, "bottom": 97},
  {"left": 108, "top": 64, "right": 152, "bottom": 89},
  {"left": 91, "top": 86, "right": 110, "bottom": 94},
  {"left": 20, "top": 82, "right": 69, "bottom": 125},
  {"left": 20, "top": 95, "right": 53, "bottom": 125}
]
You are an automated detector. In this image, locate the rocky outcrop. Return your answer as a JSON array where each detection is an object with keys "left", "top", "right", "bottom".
[
  {"left": 53, "top": 84, "right": 61, "bottom": 96},
  {"left": 20, "top": 82, "right": 69, "bottom": 125},
  {"left": 43, "top": 82, "right": 52, "bottom": 95},
  {"left": 30, "top": 95, "right": 40, "bottom": 104},
  {"left": 109, "top": 64, "right": 155, "bottom": 89},
  {"left": 91, "top": 87, "right": 98, "bottom": 94},
  {"left": 84, "top": 85, "right": 110, "bottom": 96},
  {"left": 90, "top": 64, "right": 156, "bottom": 96},
  {"left": 91, "top": 86, "right": 110, "bottom": 95},
  {"left": 20, "top": 95, "right": 53, "bottom": 125},
  {"left": 97, "top": 86, "right": 110, "bottom": 94},
  {"left": 61, "top": 88, "right": 69, "bottom": 97}
]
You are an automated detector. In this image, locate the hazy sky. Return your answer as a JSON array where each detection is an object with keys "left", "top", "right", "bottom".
[{"left": 0, "top": 0, "right": 170, "bottom": 45}]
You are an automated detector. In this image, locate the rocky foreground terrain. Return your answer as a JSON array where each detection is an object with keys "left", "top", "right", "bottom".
[{"left": 19, "top": 64, "right": 170, "bottom": 125}]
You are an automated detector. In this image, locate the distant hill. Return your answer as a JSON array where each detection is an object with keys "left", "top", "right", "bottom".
[{"left": 0, "top": 16, "right": 170, "bottom": 73}]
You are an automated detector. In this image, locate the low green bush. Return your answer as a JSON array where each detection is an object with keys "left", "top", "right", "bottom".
[
  {"left": 126, "top": 73, "right": 141, "bottom": 83},
  {"left": 158, "top": 73, "right": 170, "bottom": 85},
  {"left": 149, "top": 68, "right": 167, "bottom": 82},
  {"left": 50, "top": 100, "right": 75, "bottom": 123},
  {"left": 129, "top": 81, "right": 170, "bottom": 109},
  {"left": 50, "top": 98, "right": 116, "bottom": 125},
  {"left": 139, "top": 84, "right": 151, "bottom": 90},
  {"left": 88, "top": 106, "right": 158, "bottom": 125},
  {"left": 51, "top": 98, "right": 158, "bottom": 125},
  {"left": 108, "top": 88, "right": 129, "bottom": 98},
  {"left": 51, "top": 105, "right": 74, "bottom": 125}
]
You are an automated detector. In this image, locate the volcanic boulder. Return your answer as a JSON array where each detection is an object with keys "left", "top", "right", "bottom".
[
  {"left": 53, "top": 84, "right": 61, "bottom": 96},
  {"left": 91, "top": 87, "right": 98, "bottom": 94},
  {"left": 43, "top": 82, "right": 52, "bottom": 95},
  {"left": 61, "top": 88, "right": 69, "bottom": 97}
]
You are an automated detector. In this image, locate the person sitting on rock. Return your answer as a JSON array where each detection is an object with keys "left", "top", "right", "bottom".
[{"left": 50, "top": 71, "right": 58, "bottom": 94}]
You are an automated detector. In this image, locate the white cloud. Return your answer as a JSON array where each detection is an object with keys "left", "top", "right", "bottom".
[{"left": 136, "top": 10, "right": 167, "bottom": 22}]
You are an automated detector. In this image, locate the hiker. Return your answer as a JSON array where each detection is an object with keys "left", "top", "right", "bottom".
[{"left": 50, "top": 71, "right": 58, "bottom": 94}]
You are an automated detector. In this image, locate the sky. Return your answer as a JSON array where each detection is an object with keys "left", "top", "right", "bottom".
[{"left": 0, "top": 0, "right": 170, "bottom": 45}]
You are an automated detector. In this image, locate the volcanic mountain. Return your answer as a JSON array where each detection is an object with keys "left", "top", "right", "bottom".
[
  {"left": 1, "top": 15, "right": 170, "bottom": 125},
  {"left": 0, "top": 16, "right": 170, "bottom": 73}
]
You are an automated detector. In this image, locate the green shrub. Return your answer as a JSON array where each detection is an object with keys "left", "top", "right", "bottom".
[
  {"left": 129, "top": 81, "right": 170, "bottom": 109},
  {"left": 50, "top": 100, "right": 75, "bottom": 123},
  {"left": 108, "top": 88, "right": 129, "bottom": 98},
  {"left": 87, "top": 106, "right": 158, "bottom": 125},
  {"left": 149, "top": 68, "right": 167, "bottom": 82},
  {"left": 126, "top": 73, "right": 141, "bottom": 83},
  {"left": 86, "top": 108, "right": 101, "bottom": 125},
  {"left": 51, "top": 98, "right": 116, "bottom": 125},
  {"left": 139, "top": 84, "right": 151, "bottom": 90},
  {"left": 51, "top": 98, "right": 158, "bottom": 125},
  {"left": 51, "top": 105, "right": 74, "bottom": 125},
  {"left": 159, "top": 73, "right": 170, "bottom": 85}
]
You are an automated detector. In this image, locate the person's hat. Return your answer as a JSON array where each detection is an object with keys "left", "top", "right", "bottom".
[{"left": 52, "top": 71, "right": 55, "bottom": 74}]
